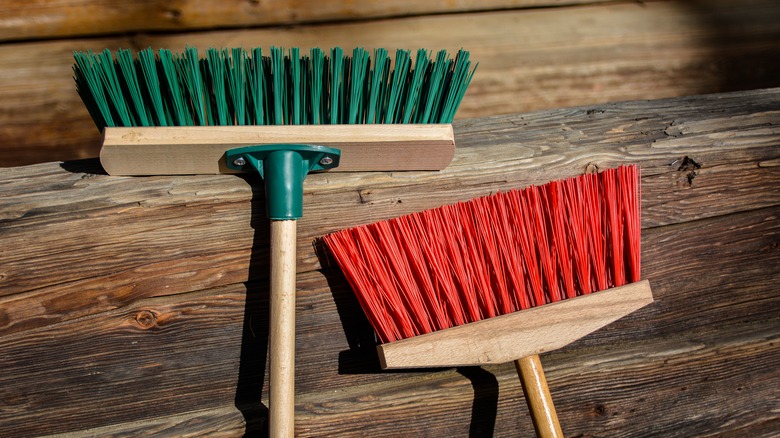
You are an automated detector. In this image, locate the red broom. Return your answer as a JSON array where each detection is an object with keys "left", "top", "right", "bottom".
[{"left": 323, "top": 165, "right": 653, "bottom": 437}]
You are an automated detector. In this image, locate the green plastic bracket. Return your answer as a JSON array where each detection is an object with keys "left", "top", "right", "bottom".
[{"left": 225, "top": 144, "right": 341, "bottom": 220}]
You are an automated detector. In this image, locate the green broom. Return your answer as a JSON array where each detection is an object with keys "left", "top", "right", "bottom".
[{"left": 73, "top": 46, "right": 476, "bottom": 435}]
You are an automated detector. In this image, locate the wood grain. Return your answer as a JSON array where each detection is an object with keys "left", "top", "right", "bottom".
[
  {"left": 268, "top": 219, "right": 297, "bottom": 437},
  {"left": 516, "top": 355, "right": 564, "bottom": 438},
  {"left": 2, "top": 0, "right": 780, "bottom": 166},
  {"left": 0, "top": 89, "right": 778, "bottom": 436},
  {"left": 100, "top": 124, "right": 455, "bottom": 175},
  {"left": 1, "top": 89, "right": 778, "bottom": 338},
  {"left": 0, "top": 0, "right": 616, "bottom": 42},
  {"left": 0, "top": 208, "right": 776, "bottom": 436},
  {"left": 378, "top": 281, "right": 653, "bottom": 368}
]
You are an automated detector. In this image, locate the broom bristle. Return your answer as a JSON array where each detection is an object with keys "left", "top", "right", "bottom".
[
  {"left": 73, "top": 46, "right": 477, "bottom": 131},
  {"left": 323, "top": 165, "right": 641, "bottom": 344}
]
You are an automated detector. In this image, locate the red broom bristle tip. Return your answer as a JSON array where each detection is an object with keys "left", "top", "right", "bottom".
[{"left": 323, "top": 165, "right": 642, "bottom": 343}]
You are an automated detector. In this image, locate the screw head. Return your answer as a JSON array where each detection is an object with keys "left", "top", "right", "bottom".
[
  {"left": 319, "top": 156, "right": 334, "bottom": 166},
  {"left": 233, "top": 156, "right": 247, "bottom": 167}
]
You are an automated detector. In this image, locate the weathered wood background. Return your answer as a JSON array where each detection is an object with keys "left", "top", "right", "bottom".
[
  {"left": 1, "top": 0, "right": 779, "bottom": 436},
  {"left": 2, "top": 88, "right": 779, "bottom": 436},
  {"left": 1, "top": 0, "right": 780, "bottom": 166}
]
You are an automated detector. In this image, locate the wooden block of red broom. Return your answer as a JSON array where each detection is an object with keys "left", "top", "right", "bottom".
[{"left": 324, "top": 164, "right": 651, "bottom": 436}]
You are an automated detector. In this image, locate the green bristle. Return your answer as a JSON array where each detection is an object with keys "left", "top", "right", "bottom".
[
  {"left": 138, "top": 48, "right": 169, "bottom": 126},
  {"left": 180, "top": 47, "right": 208, "bottom": 125},
  {"left": 116, "top": 49, "right": 151, "bottom": 126},
  {"left": 329, "top": 47, "right": 344, "bottom": 124},
  {"left": 249, "top": 47, "right": 265, "bottom": 125},
  {"left": 417, "top": 49, "right": 448, "bottom": 124},
  {"left": 74, "top": 51, "right": 113, "bottom": 128},
  {"left": 270, "top": 47, "right": 286, "bottom": 125},
  {"left": 74, "top": 46, "right": 477, "bottom": 130},
  {"left": 158, "top": 49, "right": 191, "bottom": 126},
  {"left": 309, "top": 48, "right": 325, "bottom": 125},
  {"left": 289, "top": 47, "right": 302, "bottom": 125},
  {"left": 439, "top": 50, "right": 478, "bottom": 123},
  {"left": 384, "top": 49, "right": 411, "bottom": 124},
  {"left": 365, "top": 48, "right": 388, "bottom": 124},
  {"left": 97, "top": 49, "right": 134, "bottom": 126},
  {"left": 206, "top": 48, "right": 229, "bottom": 126},
  {"left": 225, "top": 48, "right": 246, "bottom": 125},
  {"left": 348, "top": 47, "right": 369, "bottom": 124},
  {"left": 402, "top": 49, "right": 429, "bottom": 124},
  {"left": 299, "top": 53, "right": 310, "bottom": 125}
]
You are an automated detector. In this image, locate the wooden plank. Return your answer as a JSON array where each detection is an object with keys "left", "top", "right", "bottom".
[
  {"left": 0, "top": 0, "right": 618, "bottom": 42},
  {"left": 43, "top": 406, "right": 252, "bottom": 438},
  {"left": 1, "top": 88, "right": 778, "bottom": 339},
  {"left": 1, "top": 206, "right": 777, "bottom": 436},
  {"left": 0, "top": 89, "right": 778, "bottom": 436},
  {"left": 378, "top": 281, "right": 654, "bottom": 368},
  {"left": 2, "top": 0, "right": 780, "bottom": 166},
  {"left": 99, "top": 125, "right": 455, "bottom": 175}
]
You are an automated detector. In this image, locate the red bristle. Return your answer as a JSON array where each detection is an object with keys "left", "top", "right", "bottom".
[
  {"left": 323, "top": 165, "right": 642, "bottom": 343},
  {"left": 602, "top": 169, "right": 626, "bottom": 287},
  {"left": 563, "top": 177, "right": 592, "bottom": 295},
  {"left": 585, "top": 173, "right": 608, "bottom": 292},
  {"left": 390, "top": 215, "right": 448, "bottom": 331},
  {"left": 459, "top": 201, "right": 499, "bottom": 319},
  {"left": 473, "top": 196, "right": 515, "bottom": 314},
  {"left": 509, "top": 189, "right": 547, "bottom": 307},
  {"left": 493, "top": 192, "right": 530, "bottom": 310},
  {"left": 352, "top": 226, "right": 414, "bottom": 341},
  {"left": 436, "top": 204, "right": 483, "bottom": 323},
  {"left": 325, "top": 230, "right": 398, "bottom": 342},
  {"left": 404, "top": 214, "right": 466, "bottom": 328},
  {"left": 525, "top": 185, "right": 562, "bottom": 303},
  {"left": 548, "top": 180, "right": 577, "bottom": 299},
  {"left": 621, "top": 165, "right": 642, "bottom": 282}
]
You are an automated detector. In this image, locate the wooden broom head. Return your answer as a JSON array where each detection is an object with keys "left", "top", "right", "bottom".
[
  {"left": 323, "top": 165, "right": 653, "bottom": 368},
  {"left": 98, "top": 124, "right": 454, "bottom": 175},
  {"left": 72, "top": 47, "right": 476, "bottom": 175}
]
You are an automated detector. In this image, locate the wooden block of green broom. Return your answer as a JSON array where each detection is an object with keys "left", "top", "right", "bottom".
[
  {"left": 99, "top": 124, "right": 455, "bottom": 175},
  {"left": 73, "top": 45, "right": 476, "bottom": 437}
]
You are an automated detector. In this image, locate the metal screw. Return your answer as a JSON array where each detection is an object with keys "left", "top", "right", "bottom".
[
  {"left": 233, "top": 156, "right": 247, "bottom": 167},
  {"left": 319, "top": 156, "right": 334, "bottom": 166}
]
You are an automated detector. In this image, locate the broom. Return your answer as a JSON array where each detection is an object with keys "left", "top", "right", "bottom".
[
  {"left": 323, "top": 164, "right": 653, "bottom": 437},
  {"left": 73, "top": 46, "right": 476, "bottom": 436}
]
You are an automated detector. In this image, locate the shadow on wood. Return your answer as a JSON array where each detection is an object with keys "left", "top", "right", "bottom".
[
  {"left": 59, "top": 158, "right": 107, "bottom": 175},
  {"left": 458, "top": 367, "right": 499, "bottom": 438},
  {"left": 681, "top": 0, "right": 780, "bottom": 94},
  {"left": 320, "top": 242, "right": 502, "bottom": 438},
  {"left": 234, "top": 176, "right": 271, "bottom": 436}
]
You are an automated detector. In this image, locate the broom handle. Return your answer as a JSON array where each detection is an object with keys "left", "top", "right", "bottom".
[
  {"left": 269, "top": 219, "right": 297, "bottom": 437},
  {"left": 515, "top": 355, "right": 563, "bottom": 438}
]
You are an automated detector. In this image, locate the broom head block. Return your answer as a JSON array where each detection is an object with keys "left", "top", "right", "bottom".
[
  {"left": 378, "top": 279, "right": 653, "bottom": 369},
  {"left": 100, "top": 124, "right": 454, "bottom": 175}
]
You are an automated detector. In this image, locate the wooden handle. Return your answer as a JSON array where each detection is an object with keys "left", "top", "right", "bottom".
[
  {"left": 515, "top": 355, "right": 563, "bottom": 438},
  {"left": 269, "top": 219, "right": 297, "bottom": 437}
]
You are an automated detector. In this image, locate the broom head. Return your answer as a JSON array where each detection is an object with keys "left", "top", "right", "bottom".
[
  {"left": 324, "top": 165, "right": 653, "bottom": 368},
  {"left": 73, "top": 47, "right": 476, "bottom": 175}
]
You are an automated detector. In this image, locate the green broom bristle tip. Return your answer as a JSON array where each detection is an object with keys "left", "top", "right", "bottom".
[{"left": 73, "top": 46, "right": 477, "bottom": 131}]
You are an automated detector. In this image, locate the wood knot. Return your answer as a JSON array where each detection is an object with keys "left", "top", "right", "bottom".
[
  {"left": 592, "top": 403, "right": 608, "bottom": 417},
  {"left": 674, "top": 156, "right": 702, "bottom": 185},
  {"left": 135, "top": 310, "right": 158, "bottom": 329},
  {"left": 584, "top": 162, "right": 600, "bottom": 174},
  {"left": 164, "top": 8, "right": 183, "bottom": 22}
]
